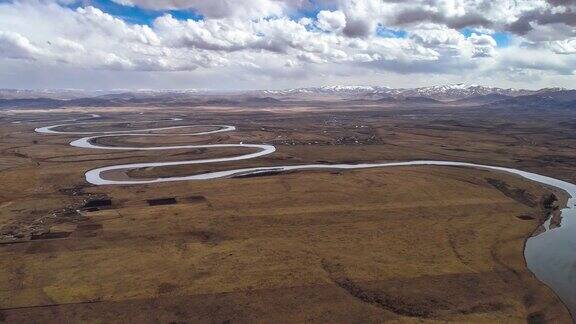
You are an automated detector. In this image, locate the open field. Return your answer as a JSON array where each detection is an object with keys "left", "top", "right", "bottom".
[{"left": 0, "top": 102, "right": 575, "bottom": 322}]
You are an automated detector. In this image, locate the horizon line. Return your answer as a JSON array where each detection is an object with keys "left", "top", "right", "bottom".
[{"left": 0, "top": 83, "right": 572, "bottom": 93}]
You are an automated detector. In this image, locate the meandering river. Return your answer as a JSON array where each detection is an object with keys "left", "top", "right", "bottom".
[{"left": 35, "top": 119, "right": 576, "bottom": 318}]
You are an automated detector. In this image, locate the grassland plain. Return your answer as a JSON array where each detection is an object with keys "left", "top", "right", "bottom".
[{"left": 0, "top": 104, "right": 574, "bottom": 323}]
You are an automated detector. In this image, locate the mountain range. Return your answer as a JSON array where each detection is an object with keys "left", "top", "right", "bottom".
[
  {"left": 254, "top": 84, "right": 569, "bottom": 100},
  {"left": 0, "top": 84, "right": 574, "bottom": 109}
]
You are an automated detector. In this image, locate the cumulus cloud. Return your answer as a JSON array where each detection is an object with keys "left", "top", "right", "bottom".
[
  {"left": 548, "top": 38, "right": 576, "bottom": 54},
  {"left": 317, "top": 10, "right": 346, "bottom": 32},
  {"left": 339, "top": 0, "right": 382, "bottom": 38},
  {"left": 0, "top": 31, "right": 43, "bottom": 59},
  {"left": 0, "top": 0, "right": 574, "bottom": 89},
  {"left": 496, "top": 45, "right": 576, "bottom": 75},
  {"left": 469, "top": 33, "right": 498, "bottom": 57}
]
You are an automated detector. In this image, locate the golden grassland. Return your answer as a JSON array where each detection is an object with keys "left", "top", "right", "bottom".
[{"left": 0, "top": 105, "right": 574, "bottom": 322}]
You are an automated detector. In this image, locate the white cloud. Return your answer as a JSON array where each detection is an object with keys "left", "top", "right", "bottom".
[
  {"left": 548, "top": 38, "right": 576, "bottom": 54},
  {"left": 0, "top": 31, "right": 43, "bottom": 59},
  {"left": 317, "top": 10, "right": 347, "bottom": 32},
  {"left": 495, "top": 45, "right": 576, "bottom": 75},
  {"left": 0, "top": 0, "right": 574, "bottom": 89},
  {"left": 338, "top": 0, "right": 384, "bottom": 38},
  {"left": 409, "top": 25, "right": 466, "bottom": 47},
  {"left": 469, "top": 33, "right": 497, "bottom": 57}
]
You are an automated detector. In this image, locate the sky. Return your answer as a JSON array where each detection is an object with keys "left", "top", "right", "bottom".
[{"left": 0, "top": 0, "right": 575, "bottom": 90}]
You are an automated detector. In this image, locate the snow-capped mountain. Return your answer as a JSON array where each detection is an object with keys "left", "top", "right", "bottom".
[
  {"left": 396, "top": 84, "right": 533, "bottom": 100},
  {"left": 259, "top": 85, "right": 393, "bottom": 97},
  {"left": 258, "top": 84, "right": 550, "bottom": 100}
]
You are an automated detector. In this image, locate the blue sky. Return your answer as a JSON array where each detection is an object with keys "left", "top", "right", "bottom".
[
  {"left": 68, "top": 0, "right": 204, "bottom": 24},
  {"left": 461, "top": 28, "right": 512, "bottom": 48},
  {"left": 63, "top": 0, "right": 513, "bottom": 48}
]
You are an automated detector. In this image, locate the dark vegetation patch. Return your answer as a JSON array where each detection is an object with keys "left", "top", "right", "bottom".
[
  {"left": 83, "top": 199, "right": 112, "bottom": 208},
  {"left": 517, "top": 215, "right": 535, "bottom": 220},
  {"left": 157, "top": 282, "right": 178, "bottom": 295},
  {"left": 147, "top": 197, "right": 177, "bottom": 206},
  {"left": 185, "top": 196, "right": 206, "bottom": 203},
  {"left": 172, "top": 148, "right": 208, "bottom": 156},
  {"left": 232, "top": 170, "right": 286, "bottom": 178},
  {"left": 187, "top": 230, "right": 226, "bottom": 245},
  {"left": 76, "top": 223, "right": 103, "bottom": 231},
  {"left": 523, "top": 293, "right": 536, "bottom": 307},
  {"left": 321, "top": 259, "right": 444, "bottom": 318},
  {"left": 558, "top": 120, "right": 576, "bottom": 128},
  {"left": 535, "top": 155, "right": 576, "bottom": 167},
  {"left": 527, "top": 311, "right": 545, "bottom": 324},
  {"left": 73, "top": 220, "right": 103, "bottom": 238},
  {"left": 80, "top": 196, "right": 205, "bottom": 211},
  {"left": 332, "top": 277, "right": 442, "bottom": 317},
  {"left": 30, "top": 232, "right": 71, "bottom": 240},
  {"left": 321, "top": 258, "right": 519, "bottom": 319},
  {"left": 485, "top": 178, "right": 536, "bottom": 207},
  {"left": 24, "top": 241, "right": 58, "bottom": 254},
  {"left": 458, "top": 302, "right": 509, "bottom": 314},
  {"left": 540, "top": 193, "right": 557, "bottom": 210}
]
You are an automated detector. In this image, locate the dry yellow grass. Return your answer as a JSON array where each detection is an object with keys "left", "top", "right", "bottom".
[
  {"left": 1, "top": 106, "right": 574, "bottom": 322},
  {"left": 0, "top": 167, "right": 570, "bottom": 323}
]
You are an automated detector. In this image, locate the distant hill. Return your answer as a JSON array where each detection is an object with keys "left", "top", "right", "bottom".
[
  {"left": 0, "top": 85, "right": 572, "bottom": 109},
  {"left": 452, "top": 93, "right": 513, "bottom": 105},
  {"left": 399, "top": 96, "right": 442, "bottom": 104},
  {"left": 0, "top": 98, "right": 64, "bottom": 108},
  {"left": 483, "top": 90, "right": 576, "bottom": 109},
  {"left": 241, "top": 97, "right": 282, "bottom": 104}
]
